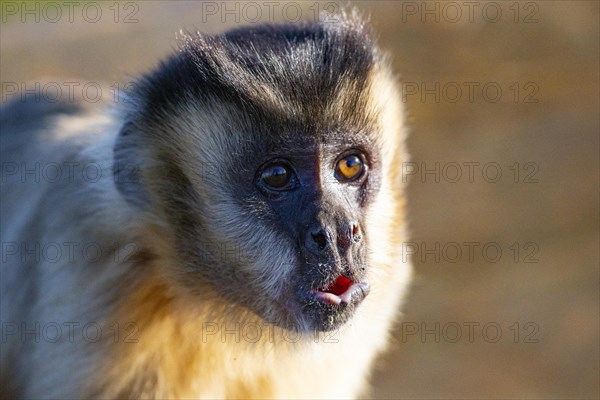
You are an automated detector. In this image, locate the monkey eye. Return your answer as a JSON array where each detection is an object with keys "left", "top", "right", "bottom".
[
  {"left": 257, "top": 163, "right": 297, "bottom": 191},
  {"left": 335, "top": 154, "right": 366, "bottom": 182}
]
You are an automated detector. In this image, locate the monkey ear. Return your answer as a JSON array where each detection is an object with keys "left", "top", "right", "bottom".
[{"left": 113, "top": 121, "right": 151, "bottom": 208}]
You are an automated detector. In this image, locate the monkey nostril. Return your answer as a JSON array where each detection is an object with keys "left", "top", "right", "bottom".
[
  {"left": 311, "top": 231, "right": 328, "bottom": 250},
  {"left": 351, "top": 223, "right": 361, "bottom": 242}
]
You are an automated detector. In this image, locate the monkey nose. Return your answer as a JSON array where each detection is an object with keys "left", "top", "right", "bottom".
[
  {"left": 305, "top": 222, "right": 361, "bottom": 255},
  {"left": 307, "top": 226, "right": 331, "bottom": 254},
  {"left": 337, "top": 222, "right": 361, "bottom": 253}
]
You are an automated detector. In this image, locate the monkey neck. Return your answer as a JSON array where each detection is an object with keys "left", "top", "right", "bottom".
[{"left": 90, "top": 249, "right": 370, "bottom": 398}]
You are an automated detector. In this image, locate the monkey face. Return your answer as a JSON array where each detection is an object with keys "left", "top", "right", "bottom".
[
  {"left": 117, "top": 19, "right": 403, "bottom": 334},
  {"left": 246, "top": 136, "right": 380, "bottom": 332},
  {"left": 156, "top": 125, "right": 384, "bottom": 333}
]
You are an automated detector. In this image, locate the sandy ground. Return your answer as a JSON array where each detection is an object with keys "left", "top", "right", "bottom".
[{"left": 1, "top": 1, "right": 598, "bottom": 398}]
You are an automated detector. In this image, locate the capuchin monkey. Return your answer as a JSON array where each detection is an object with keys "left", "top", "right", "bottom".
[{"left": 0, "top": 10, "right": 411, "bottom": 399}]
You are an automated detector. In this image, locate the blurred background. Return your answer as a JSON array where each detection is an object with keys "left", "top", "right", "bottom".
[{"left": 1, "top": 1, "right": 598, "bottom": 398}]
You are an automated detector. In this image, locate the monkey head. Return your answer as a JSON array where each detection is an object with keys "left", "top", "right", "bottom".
[{"left": 114, "top": 13, "right": 405, "bottom": 333}]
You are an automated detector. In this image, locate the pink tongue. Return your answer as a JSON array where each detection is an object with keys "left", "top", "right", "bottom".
[{"left": 325, "top": 276, "right": 353, "bottom": 296}]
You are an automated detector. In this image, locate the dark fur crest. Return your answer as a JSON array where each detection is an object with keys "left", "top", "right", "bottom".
[{"left": 129, "top": 12, "right": 380, "bottom": 138}]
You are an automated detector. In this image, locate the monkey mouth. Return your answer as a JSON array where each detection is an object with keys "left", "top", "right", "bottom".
[{"left": 312, "top": 275, "right": 370, "bottom": 306}]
